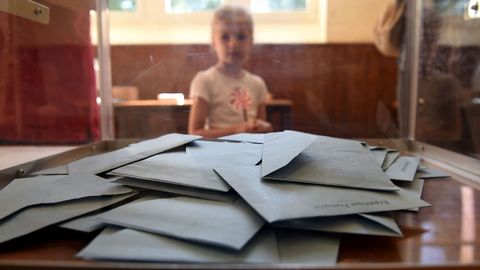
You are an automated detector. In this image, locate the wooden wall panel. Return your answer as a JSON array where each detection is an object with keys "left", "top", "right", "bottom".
[{"left": 111, "top": 44, "right": 398, "bottom": 138}]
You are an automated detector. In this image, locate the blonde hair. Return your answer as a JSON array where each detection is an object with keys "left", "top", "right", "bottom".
[{"left": 212, "top": 5, "right": 253, "bottom": 34}]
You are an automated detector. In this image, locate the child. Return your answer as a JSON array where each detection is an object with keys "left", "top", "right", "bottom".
[{"left": 188, "top": 5, "right": 273, "bottom": 138}]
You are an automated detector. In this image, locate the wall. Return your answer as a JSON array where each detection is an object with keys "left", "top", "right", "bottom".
[
  {"left": 105, "top": 0, "right": 397, "bottom": 139},
  {"left": 111, "top": 44, "right": 398, "bottom": 138},
  {"left": 326, "top": 0, "right": 388, "bottom": 42},
  {"left": 94, "top": 0, "right": 389, "bottom": 45}
]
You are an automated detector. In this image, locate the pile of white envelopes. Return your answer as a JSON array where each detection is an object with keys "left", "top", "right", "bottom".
[{"left": 0, "top": 131, "right": 449, "bottom": 265}]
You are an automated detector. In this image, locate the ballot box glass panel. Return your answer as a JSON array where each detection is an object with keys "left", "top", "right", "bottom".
[
  {"left": 415, "top": 0, "right": 480, "bottom": 159},
  {"left": 0, "top": 0, "right": 100, "bottom": 145},
  {"left": 0, "top": 0, "right": 479, "bottom": 269}
]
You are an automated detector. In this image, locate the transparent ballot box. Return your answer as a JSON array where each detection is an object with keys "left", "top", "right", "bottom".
[{"left": 0, "top": 0, "right": 479, "bottom": 269}]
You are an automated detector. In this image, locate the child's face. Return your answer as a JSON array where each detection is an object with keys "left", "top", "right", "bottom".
[{"left": 212, "top": 21, "right": 252, "bottom": 67}]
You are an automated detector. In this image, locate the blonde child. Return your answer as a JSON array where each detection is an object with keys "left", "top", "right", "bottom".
[{"left": 188, "top": 5, "right": 272, "bottom": 138}]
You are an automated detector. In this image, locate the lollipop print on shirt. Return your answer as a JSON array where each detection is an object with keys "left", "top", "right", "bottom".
[{"left": 230, "top": 87, "right": 252, "bottom": 122}]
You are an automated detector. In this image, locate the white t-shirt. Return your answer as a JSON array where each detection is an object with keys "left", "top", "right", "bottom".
[{"left": 189, "top": 67, "right": 269, "bottom": 129}]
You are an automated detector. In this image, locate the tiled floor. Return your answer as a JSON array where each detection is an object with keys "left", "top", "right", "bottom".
[{"left": 0, "top": 146, "right": 75, "bottom": 170}]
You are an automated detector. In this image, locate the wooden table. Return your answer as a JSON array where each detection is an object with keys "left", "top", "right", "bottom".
[
  {"left": 113, "top": 99, "right": 293, "bottom": 139},
  {"left": 0, "top": 139, "right": 479, "bottom": 269}
]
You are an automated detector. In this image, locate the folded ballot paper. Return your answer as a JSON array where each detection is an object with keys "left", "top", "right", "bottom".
[{"left": 0, "top": 174, "right": 135, "bottom": 244}]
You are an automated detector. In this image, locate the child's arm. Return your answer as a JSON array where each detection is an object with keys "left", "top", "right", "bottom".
[
  {"left": 256, "top": 103, "right": 267, "bottom": 121},
  {"left": 252, "top": 103, "right": 273, "bottom": 133},
  {"left": 188, "top": 97, "right": 257, "bottom": 139}
]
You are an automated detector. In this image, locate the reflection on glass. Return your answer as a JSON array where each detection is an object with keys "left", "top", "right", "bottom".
[
  {"left": 420, "top": 246, "right": 446, "bottom": 263},
  {"left": 107, "top": 0, "right": 400, "bottom": 140},
  {"left": 460, "top": 245, "right": 475, "bottom": 263},
  {"left": 166, "top": 0, "right": 223, "bottom": 13},
  {"left": 460, "top": 185, "right": 476, "bottom": 263},
  {"left": 0, "top": 0, "right": 100, "bottom": 144},
  {"left": 416, "top": 0, "right": 480, "bottom": 158},
  {"left": 109, "top": 0, "right": 137, "bottom": 12},
  {"left": 461, "top": 186, "right": 476, "bottom": 242},
  {"left": 251, "top": 0, "right": 306, "bottom": 13},
  {"left": 420, "top": 221, "right": 436, "bottom": 242}
]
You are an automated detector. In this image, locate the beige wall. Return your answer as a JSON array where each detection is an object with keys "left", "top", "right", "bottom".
[
  {"left": 95, "top": 0, "right": 389, "bottom": 44},
  {"left": 326, "top": 0, "right": 389, "bottom": 43}
]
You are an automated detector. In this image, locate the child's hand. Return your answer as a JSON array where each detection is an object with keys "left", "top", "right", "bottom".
[
  {"left": 233, "top": 119, "right": 272, "bottom": 133},
  {"left": 233, "top": 121, "right": 256, "bottom": 133},
  {"left": 252, "top": 119, "right": 273, "bottom": 133}
]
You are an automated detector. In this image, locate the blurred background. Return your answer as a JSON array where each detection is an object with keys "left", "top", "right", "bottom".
[{"left": 0, "top": 0, "right": 479, "bottom": 165}]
